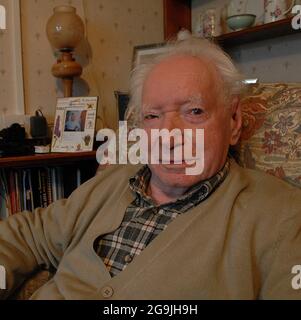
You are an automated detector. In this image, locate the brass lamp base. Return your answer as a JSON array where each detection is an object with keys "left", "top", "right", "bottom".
[{"left": 51, "top": 51, "right": 82, "bottom": 97}]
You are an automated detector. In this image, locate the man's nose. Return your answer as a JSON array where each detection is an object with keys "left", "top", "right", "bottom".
[
  {"left": 159, "top": 114, "right": 184, "bottom": 149},
  {"left": 160, "top": 113, "right": 182, "bottom": 132}
]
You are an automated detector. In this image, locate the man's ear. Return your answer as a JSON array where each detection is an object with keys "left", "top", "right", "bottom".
[{"left": 229, "top": 95, "right": 242, "bottom": 146}]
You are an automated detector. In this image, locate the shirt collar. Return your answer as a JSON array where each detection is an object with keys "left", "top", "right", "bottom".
[{"left": 129, "top": 159, "right": 230, "bottom": 212}]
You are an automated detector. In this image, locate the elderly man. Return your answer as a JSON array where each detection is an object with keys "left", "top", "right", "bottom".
[{"left": 0, "top": 38, "right": 300, "bottom": 300}]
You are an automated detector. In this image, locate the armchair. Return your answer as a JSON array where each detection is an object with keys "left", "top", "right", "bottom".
[{"left": 12, "top": 82, "right": 301, "bottom": 300}]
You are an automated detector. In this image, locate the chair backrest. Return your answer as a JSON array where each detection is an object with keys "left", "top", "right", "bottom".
[{"left": 237, "top": 83, "right": 301, "bottom": 188}]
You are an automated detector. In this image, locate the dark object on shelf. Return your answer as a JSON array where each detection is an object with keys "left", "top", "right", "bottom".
[
  {"left": 0, "top": 123, "right": 35, "bottom": 157},
  {"left": 115, "top": 91, "right": 130, "bottom": 121},
  {"left": 30, "top": 110, "right": 48, "bottom": 138},
  {"left": 0, "top": 123, "right": 26, "bottom": 142}
]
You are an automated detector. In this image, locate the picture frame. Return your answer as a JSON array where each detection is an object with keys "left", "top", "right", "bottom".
[
  {"left": 132, "top": 42, "right": 168, "bottom": 68},
  {"left": 113, "top": 42, "right": 167, "bottom": 127},
  {"left": 51, "top": 97, "right": 98, "bottom": 153}
]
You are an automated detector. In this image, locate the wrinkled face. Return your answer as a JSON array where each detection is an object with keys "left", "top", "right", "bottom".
[{"left": 141, "top": 55, "right": 241, "bottom": 189}]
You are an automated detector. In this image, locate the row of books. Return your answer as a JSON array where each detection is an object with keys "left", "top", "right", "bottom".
[{"left": 0, "top": 166, "right": 87, "bottom": 220}]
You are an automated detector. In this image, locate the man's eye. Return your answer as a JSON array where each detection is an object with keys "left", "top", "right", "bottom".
[
  {"left": 144, "top": 114, "right": 159, "bottom": 120},
  {"left": 189, "top": 108, "right": 204, "bottom": 116}
]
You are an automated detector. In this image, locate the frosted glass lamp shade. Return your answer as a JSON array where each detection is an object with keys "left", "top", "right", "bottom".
[{"left": 46, "top": 6, "right": 84, "bottom": 51}]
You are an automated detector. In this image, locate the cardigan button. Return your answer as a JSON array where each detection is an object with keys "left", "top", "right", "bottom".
[
  {"left": 101, "top": 286, "right": 114, "bottom": 299},
  {"left": 124, "top": 254, "right": 133, "bottom": 263}
]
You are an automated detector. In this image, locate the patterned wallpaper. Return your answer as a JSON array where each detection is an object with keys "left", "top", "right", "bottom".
[
  {"left": 3, "top": 0, "right": 299, "bottom": 132},
  {"left": 0, "top": 0, "right": 20, "bottom": 118},
  {"left": 192, "top": 0, "right": 301, "bottom": 82},
  {"left": 1, "top": 0, "right": 163, "bottom": 130},
  {"left": 20, "top": 0, "right": 86, "bottom": 125},
  {"left": 82, "top": 0, "right": 164, "bottom": 129}
]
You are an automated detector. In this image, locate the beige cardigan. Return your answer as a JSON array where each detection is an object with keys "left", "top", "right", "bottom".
[{"left": 0, "top": 160, "right": 300, "bottom": 300}]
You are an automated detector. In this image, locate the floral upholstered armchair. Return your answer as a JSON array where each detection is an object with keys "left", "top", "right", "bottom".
[{"left": 238, "top": 83, "right": 301, "bottom": 189}]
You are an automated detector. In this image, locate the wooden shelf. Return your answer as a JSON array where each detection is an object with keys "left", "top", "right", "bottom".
[
  {"left": 163, "top": 1, "right": 300, "bottom": 46},
  {"left": 215, "top": 17, "right": 300, "bottom": 48},
  {"left": 0, "top": 151, "right": 97, "bottom": 168}
]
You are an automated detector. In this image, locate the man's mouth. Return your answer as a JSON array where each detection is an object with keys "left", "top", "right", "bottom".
[{"left": 157, "top": 158, "right": 199, "bottom": 165}]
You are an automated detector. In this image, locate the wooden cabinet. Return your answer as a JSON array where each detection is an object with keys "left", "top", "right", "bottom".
[
  {"left": 164, "top": 0, "right": 191, "bottom": 40},
  {"left": 163, "top": 0, "right": 299, "bottom": 47}
]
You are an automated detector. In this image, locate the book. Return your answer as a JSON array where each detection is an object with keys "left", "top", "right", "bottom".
[
  {"left": 46, "top": 168, "right": 53, "bottom": 205},
  {"left": 8, "top": 171, "right": 16, "bottom": 215},
  {"left": 28, "top": 170, "right": 34, "bottom": 211},
  {"left": 40, "top": 168, "right": 48, "bottom": 208},
  {"left": 51, "top": 168, "right": 57, "bottom": 202},
  {"left": 23, "top": 169, "right": 33, "bottom": 212},
  {"left": 56, "top": 167, "right": 64, "bottom": 200},
  {"left": 31, "top": 168, "right": 41, "bottom": 209},
  {"left": 0, "top": 170, "right": 9, "bottom": 220}
]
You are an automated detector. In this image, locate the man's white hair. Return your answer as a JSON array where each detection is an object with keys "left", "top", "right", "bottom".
[{"left": 126, "top": 36, "right": 243, "bottom": 127}]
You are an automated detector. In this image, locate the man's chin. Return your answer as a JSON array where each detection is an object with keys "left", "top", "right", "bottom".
[
  {"left": 149, "top": 164, "right": 205, "bottom": 188},
  {"left": 153, "top": 163, "right": 203, "bottom": 174}
]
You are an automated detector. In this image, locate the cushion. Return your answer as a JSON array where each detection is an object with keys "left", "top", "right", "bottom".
[{"left": 237, "top": 83, "right": 301, "bottom": 188}]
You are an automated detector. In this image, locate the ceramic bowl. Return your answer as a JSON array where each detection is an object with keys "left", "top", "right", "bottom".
[{"left": 226, "top": 14, "right": 256, "bottom": 31}]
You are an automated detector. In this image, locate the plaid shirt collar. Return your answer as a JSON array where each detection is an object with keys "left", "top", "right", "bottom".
[{"left": 129, "top": 159, "right": 230, "bottom": 213}]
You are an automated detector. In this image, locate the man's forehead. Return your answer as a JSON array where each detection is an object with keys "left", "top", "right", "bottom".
[
  {"left": 142, "top": 94, "right": 204, "bottom": 110},
  {"left": 152, "top": 54, "right": 211, "bottom": 69},
  {"left": 147, "top": 69, "right": 213, "bottom": 82},
  {"left": 148, "top": 54, "right": 216, "bottom": 76},
  {"left": 142, "top": 55, "right": 221, "bottom": 106},
  {"left": 144, "top": 63, "right": 218, "bottom": 93}
]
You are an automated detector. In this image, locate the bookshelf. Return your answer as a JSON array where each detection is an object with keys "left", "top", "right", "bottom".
[
  {"left": 0, "top": 151, "right": 97, "bottom": 168},
  {"left": 0, "top": 152, "right": 99, "bottom": 219}
]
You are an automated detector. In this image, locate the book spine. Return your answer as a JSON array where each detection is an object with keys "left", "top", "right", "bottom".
[
  {"left": 28, "top": 169, "right": 34, "bottom": 212},
  {"left": 38, "top": 169, "right": 43, "bottom": 208},
  {"left": 46, "top": 168, "right": 53, "bottom": 205},
  {"left": 22, "top": 170, "right": 27, "bottom": 211},
  {"left": 76, "top": 168, "right": 81, "bottom": 188},
  {"left": 31, "top": 168, "right": 40, "bottom": 209},
  {"left": 16, "top": 170, "right": 24, "bottom": 213},
  {"left": 24, "top": 169, "right": 33, "bottom": 212},
  {"left": 1, "top": 170, "right": 11, "bottom": 217},
  {"left": 40, "top": 169, "right": 48, "bottom": 208},
  {"left": 14, "top": 171, "right": 20, "bottom": 213},
  {"left": 51, "top": 168, "right": 57, "bottom": 202},
  {"left": 0, "top": 170, "right": 9, "bottom": 220},
  {"left": 57, "top": 167, "right": 64, "bottom": 200},
  {"left": 9, "top": 171, "right": 16, "bottom": 215}
]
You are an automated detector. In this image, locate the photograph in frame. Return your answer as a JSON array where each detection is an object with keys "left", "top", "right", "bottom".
[
  {"left": 51, "top": 97, "right": 98, "bottom": 153},
  {"left": 132, "top": 42, "right": 168, "bottom": 68}
]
